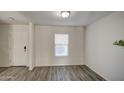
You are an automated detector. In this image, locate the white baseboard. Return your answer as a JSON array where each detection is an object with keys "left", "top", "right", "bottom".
[
  {"left": 85, "top": 64, "right": 110, "bottom": 81},
  {"left": 0, "top": 63, "right": 11, "bottom": 67},
  {"left": 35, "top": 64, "right": 84, "bottom": 67}
]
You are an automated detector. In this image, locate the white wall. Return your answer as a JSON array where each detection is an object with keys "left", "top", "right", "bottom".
[
  {"left": 0, "top": 24, "right": 84, "bottom": 67},
  {"left": 0, "top": 25, "right": 11, "bottom": 67},
  {"left": 35, "top": 25, "right": 84, "bottom": 66},
  {"left": 85, "top": 12, "right": 124, "bottom": 80}
]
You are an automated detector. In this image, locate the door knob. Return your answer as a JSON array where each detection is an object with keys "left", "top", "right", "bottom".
[{"left": 24, "top": 46, "right": 26, "bottom": 52}]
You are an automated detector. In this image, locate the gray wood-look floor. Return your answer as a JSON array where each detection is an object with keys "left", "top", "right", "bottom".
[{"left": 0, "top": 65, "right": 105, "bottom": 81}]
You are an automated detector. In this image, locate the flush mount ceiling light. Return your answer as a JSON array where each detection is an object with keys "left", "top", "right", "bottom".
[
  {"left": 8, "top": 17, "right": 15, "bottom": 22},
  {"left": 61, "top": 11, "right": 71, "bottom": 18}
]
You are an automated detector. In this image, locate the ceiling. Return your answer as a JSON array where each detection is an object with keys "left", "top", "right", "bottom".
[{"left": 0, "top": 11, "right": 113, "bottom": 26}]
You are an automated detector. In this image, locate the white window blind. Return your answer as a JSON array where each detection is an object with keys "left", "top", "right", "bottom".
[{"left": 55, "top": 34, "right": 69, "bottom": 56}]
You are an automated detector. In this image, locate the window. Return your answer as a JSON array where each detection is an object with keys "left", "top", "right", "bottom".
[{"left": 55, "top": 34, "right": 69, "bottom": 56}]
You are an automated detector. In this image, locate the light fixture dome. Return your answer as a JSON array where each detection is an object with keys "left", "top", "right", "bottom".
[{"left": 61, "top": 11, "right": 70, "bottom": 18}]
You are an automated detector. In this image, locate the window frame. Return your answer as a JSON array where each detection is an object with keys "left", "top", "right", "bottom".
[{"left": 54, "top": 34, "right": 69, "bottom": 57}]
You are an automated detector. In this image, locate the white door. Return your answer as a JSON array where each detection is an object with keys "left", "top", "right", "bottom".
[{"left": 12, "top": 30, "right": 29, "bottom": 66}]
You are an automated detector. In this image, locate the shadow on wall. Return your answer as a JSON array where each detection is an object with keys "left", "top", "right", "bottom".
[{"left": 0, "top": 23, "right": 13, "bottom": 67}]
